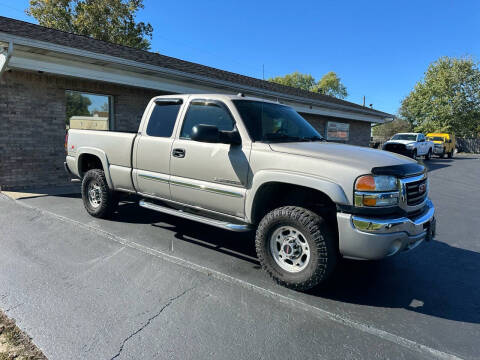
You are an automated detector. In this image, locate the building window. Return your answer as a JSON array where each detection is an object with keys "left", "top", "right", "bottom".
[
  {"left": 66, "top": 90, "right": 113, "bottom": 131},
  {"left": 326, "top": 121, "right": 350, "bottom": 141}
]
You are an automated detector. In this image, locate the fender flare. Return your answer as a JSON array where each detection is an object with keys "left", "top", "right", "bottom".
[
  {"left": 76, "top": 147, "right": 114, "bottom": 189},
  {"left": 245, "top": 170, "right": 349, "bottom": 223}
]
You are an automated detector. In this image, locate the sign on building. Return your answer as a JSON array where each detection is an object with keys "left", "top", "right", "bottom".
[{"left": 326, "top": 121, "right": 350, "bottom": 141}]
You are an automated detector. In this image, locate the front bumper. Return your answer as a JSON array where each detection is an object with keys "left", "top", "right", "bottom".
[
  {"left": 337, "top": 199, "right": 435, "bottom": 260},
  {"left": 383, "top": 146, "right": 415, "bottom": 158}
]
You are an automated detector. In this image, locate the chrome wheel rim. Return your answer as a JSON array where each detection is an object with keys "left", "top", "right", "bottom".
[
  {"left": 87, "top": 181, "right": 102, "bottom": 208},
  {"left": 270, "top": 226, "right": 310, "bottom": 273}
]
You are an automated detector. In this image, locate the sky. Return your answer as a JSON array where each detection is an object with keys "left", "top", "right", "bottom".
[{"left": 1, "top": 0, "right": 479, "bottom": 115}]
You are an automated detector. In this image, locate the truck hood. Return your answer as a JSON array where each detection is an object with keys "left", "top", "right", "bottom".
[
  {"left": 383, "top": 139, "right": 416, "bottom": 146},
  {"left": 269, "top": 142, "right": 414, "bottom": 172}
]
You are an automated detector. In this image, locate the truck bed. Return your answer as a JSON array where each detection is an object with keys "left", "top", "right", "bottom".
[{"left": 66, "top": 129, "right": 137, "bottom": 191}]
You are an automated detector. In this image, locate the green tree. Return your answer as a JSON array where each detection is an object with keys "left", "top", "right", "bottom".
[
  {"left": 268, "top": 71, "right": 348, "bottom": 99},
  {"left": 26, "top": 0, "right": 153, "bottom": 50},
  {"left": 316, "top": 71, "right": 348, "bottom": 99},
  {"left": 372, "top": 118, "right": 412, "bottom": 139},
  {"left": 268, "top": 72, "right": 317, "bottom": 92},
  {"left": 400, "top": 56, "right": 480, "bottom": 137},
  {"left": 66, "top": 91, "right": 91, "bottom": 125}
]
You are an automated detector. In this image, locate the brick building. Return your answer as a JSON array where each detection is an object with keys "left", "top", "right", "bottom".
[{"left": 0, "top": 16, "right": 393, "bottom": 190}]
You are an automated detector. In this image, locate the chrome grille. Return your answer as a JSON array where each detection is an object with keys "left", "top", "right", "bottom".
[{"left": 405, "top": 178, "right": 428, "bottom": 206}]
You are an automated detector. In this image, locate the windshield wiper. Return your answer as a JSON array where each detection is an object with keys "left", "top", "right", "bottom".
[
  {"left": 300, "top": 136, "right": 325, "bottom": 142},
  {"left": 263, "top": 134, "right": 303, "bottom": 142}
]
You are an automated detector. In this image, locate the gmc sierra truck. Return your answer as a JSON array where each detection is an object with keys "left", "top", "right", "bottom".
[{"left": 65, "top": 94, "right": 436, "bottom": 290}]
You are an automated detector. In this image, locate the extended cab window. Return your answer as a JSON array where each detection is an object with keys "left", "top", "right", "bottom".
[
  {"left": 180, "top": 101, "right": 234, "bottom": 139},
  {"left": 146, "top": 100, "right": 183, "bottom": 137}
]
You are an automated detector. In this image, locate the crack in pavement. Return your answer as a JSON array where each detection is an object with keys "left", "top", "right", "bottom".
[
  {"left": 5, "top": 302, "right": 24, "bottom": 313},
  {"left": 110, "top": 286, "right": 196, "bottom": 360}
]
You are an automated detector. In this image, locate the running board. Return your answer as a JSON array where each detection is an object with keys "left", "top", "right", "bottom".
[{"left": 139, "top": 200, "right": 252, "bottom": 232}]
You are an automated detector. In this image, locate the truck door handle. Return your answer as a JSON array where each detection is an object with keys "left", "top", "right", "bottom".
[{"left": 172, "top": 148, "right": 185, "bottom": 158}]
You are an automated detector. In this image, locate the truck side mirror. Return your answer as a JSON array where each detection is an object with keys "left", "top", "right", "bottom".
[
  {"left": 191, "top": 124, "right": 220, "bottom": 143},
  {"left": 191, "top": 124, "right": 241, "bottom": 145}
]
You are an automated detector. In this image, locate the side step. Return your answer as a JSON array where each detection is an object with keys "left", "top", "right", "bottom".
[{"left": 139, "top": 200, "right": 252, "bottom": 232}]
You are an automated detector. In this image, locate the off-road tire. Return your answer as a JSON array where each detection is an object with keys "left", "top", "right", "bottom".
[
  {"left": 412, "top": 150, "right": 417, "bottom": 160},
  {"left": 425, "top": 149, "right": 432, "bottom": 160},
  {"left": 81, "top": 169, "right": 118, "bottom": 218},
  {"left": 255, "top": 206, "right": 337, "bottom": 291}
]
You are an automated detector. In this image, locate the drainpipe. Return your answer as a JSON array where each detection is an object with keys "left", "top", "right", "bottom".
[{"left": 0, "top": 41, "right": 13, "bottom": 78}]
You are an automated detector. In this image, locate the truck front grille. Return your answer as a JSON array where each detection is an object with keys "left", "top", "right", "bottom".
[{"left": 405, "top": 178, "right": 428, "bottom": 206}]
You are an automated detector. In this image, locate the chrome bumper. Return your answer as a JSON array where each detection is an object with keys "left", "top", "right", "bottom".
[{"left": 337, "top": 199, "right": 435, "bottom": 260}]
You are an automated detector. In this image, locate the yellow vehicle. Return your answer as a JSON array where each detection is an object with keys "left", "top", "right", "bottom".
[{"left": 426, "top": 133, "right": 456, "bottom": 158}]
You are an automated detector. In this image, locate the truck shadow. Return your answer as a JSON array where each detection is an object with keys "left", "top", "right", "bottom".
[{"left": 113, "top": 200, "right": 480, "bottom": 325}]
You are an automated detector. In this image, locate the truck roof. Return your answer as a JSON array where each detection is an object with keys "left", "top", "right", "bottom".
[{"left": 152, "top": 94, "right": 283, "bottom": 105}]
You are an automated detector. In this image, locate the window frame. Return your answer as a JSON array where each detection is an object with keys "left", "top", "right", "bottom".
[
  {"left": 179, "top": 99, "right": 237, "bottom": 140},
  {"left": 65, "top": 89, "right": 114, "bottom": 130}
]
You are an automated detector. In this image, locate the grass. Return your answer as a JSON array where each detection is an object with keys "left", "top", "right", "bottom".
[{"left": 0, "top": 310, "right": 46, "bottom": 360}]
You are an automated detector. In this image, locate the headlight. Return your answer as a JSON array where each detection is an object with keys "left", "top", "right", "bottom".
[
  {"left": 354, "top": 175, "right": 399, "bottom": 207},
  {"left": 405, "top": 144, "right": 415, "bottom": 149}
]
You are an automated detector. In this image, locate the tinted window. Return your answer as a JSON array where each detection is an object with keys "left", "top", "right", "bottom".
[
  {"left": 391, "top": 134, "right": 417, "bottom": 141},
  {"left": 233, "top": 100, "right": 323, "bottom": 142},
  {"left": 180, "top": 101, "right": 234, "bottom": 139},
  {"left": 146, "top": 101, "right": 182, "bottom": 137}
]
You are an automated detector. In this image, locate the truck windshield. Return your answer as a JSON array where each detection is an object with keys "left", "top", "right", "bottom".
[
  {"left": 427, "top": 136, "right": 445, "bottom": 142},
  {"left": 233, "top": 100, "right": 324, "bottom": 142},
  {"left": 391, "top": 134, "right": 417, "bottom": 141}
]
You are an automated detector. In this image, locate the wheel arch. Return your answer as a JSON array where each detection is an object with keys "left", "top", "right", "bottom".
[
  {"left": 77, "top": 147, "right": 114, "bottom": 189},
  {"left": 246, "top": 171, "right": 348, "bottom": 224}
]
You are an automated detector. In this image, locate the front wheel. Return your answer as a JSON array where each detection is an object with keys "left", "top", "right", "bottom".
[
  {"left": 255, "top": 206, "right": 337, "bottom": 291},
  {"left": 425, "top": 149, "right": 432, "bottom": 160},
  {"left": 81, "top": 169, "right": 118, "bottom": 218},
  {"left": 412, "top": 150, "right": 417, "bottom": 160},
  {"left": 448, "top": 150, "right": 454, "bottom": 158}
]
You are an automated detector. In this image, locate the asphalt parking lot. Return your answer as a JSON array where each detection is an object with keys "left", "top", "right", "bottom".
[{"left": 0, "top": 154, "right": 479, "bottom": 360}]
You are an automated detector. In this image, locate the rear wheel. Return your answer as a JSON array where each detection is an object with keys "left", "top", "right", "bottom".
[
  {"left": 81, "top": 169, "right": 118, "bottom": 218},
  {"left": 255, "top": 206, "right": 337, "bottom": 291}
]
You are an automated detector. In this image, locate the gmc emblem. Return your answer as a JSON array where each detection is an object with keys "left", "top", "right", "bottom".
[{"left": 419, "top": 183, "right": 426, "bottom": 194}]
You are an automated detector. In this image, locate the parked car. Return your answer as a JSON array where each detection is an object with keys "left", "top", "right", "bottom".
[
  {"left": 426, "top": 133, "right": 455, "bottom": 158},
  {"left": 65, "top": 94, "right": 436, "bottom": 290},
  {"left": 382, "top": 133, "right": 434, "bottom": 160}
]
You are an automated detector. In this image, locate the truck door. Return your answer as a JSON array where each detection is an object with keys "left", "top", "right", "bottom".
[
  {"left": 169, "top": 99, "right": 250, "bottom": 218},
  {"left": 417, "top": 134, "right": 426, "bottom": 155},
  {"left": 134, "top": 98, "right": 184, "bottom": 200}
]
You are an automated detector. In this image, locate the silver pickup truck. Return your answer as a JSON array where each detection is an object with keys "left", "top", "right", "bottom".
[{"left": 65, "top": 94, "right": 436, "bottom": 290}]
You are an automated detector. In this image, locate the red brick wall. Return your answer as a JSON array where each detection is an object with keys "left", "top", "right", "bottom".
[
  {"left": 0, "top": 70, "right": 163, "bottom": 190},
  {"left": 301, "top": 113, "right": 372, "bottom": 146}
]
